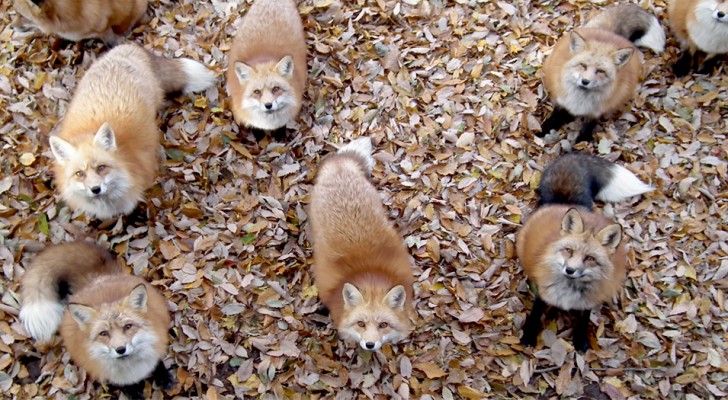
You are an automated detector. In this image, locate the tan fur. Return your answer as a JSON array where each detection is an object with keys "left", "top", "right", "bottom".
[
  {"left": 227, "top": 0, "right": 307, "bottom": 130},
  {"left": 517, "top": 205, "right": 627, "bottom": 309},
  {"left": 12, "top": 0, "right": 148, "bottom": 45},
  {"left": 310, "top": 153, "right": 414, "bottom": 347},
  {"left": 543, "top": 27, "right": 641, "bottom": 118}
]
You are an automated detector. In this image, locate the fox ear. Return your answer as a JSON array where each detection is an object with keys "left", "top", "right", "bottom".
[
  {"left": 275, "top": 55, "right": 294, "bottom": 78},
  {"left": 596, "top": 223, "right": 622, "bottom": 251},
  {"left": 68, "top": 304, "right": 97, "bottom": 327},
  {"left": 569, "top": 32, "right": 587, "bottom": 53},
  {"left": 93, "top": 123, "right": 116, "bottom": 151},
  {"left": 384, "top": 285, "right": 406, "bottom": 310},
  {"left": 235, "top": 62, "right": 253, "bottom": 83},
  {"left": 342, "top": 283, "right": 364, "bottom": 309},
  {"left": 124, "top": 284, "right": 148, "bottom": 312},
  {"left": 49, "top": 136, "right": 77, "bottom": 165},
  {"left": 561, "top": 208, "right": 584, "bottom": 234},
  {"left": 612, "top": 48, "right": 634, "bottom": 67}
]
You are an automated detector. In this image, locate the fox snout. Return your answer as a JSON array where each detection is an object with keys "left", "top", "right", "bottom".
[
  {"left": 360, "top": 339, "right": 382, "bottom": 351},
  {"left": 563, "top": 266, "right": 585, "bottom": 279},
  {"left": 715, "top": 10, "right": 728, "bottom": 22}
]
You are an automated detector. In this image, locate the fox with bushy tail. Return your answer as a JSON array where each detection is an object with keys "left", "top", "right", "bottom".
[
  {"left": 19, "top": 242, "right": 172, "bottom": 398},
  {"left": 517, "top": 153, "right": 653, "bottom": 351}
]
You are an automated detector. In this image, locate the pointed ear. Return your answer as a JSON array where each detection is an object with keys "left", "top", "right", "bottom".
[
  {"left": 124, "top": 283, "right": 148, "bottom": 312},
  {"left": 275, "top": 55, "right": 294, "bottom": 78},
  {"left": 569, "top": 32, "right": 587, "bottom": 53},
  {"left": 596, "top": 224, "right": 622, "bottom": 251},
  {"left": 93, "top": 123, "right": 116, "bottom": 151},
  {"left": 612, "top": 48, "right": 634, "bottom": 67},
  {"left": 561, "top": 208, "right": 584, "bottom": 235},
  {"left": 49, "top": 136, "right": 77, "bottom": 165},
  {"left": 68, "top": 304, "right": 97, "bottom": 327},
  {"left": 342, "top": 283, "right": 364, "bottom": 309},
  {"left": 235, "top": 62, "right": 253, "bottom": 83},
  {"left": 384, "top": 285, "right": 406, "bottom": 310}
]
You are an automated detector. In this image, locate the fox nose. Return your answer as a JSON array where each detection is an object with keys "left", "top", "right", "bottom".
[
  {"left": 580, "top": 78, "right": 590, "bottom": 86},
  {"left": 264, "top": 102, "right": 273, "bottom": 110},
  {"left": 564, "top": 267, "right": 576, "bottom": 276},
  {"left": 115, "top": 346, "right": 126, "bottom": 355},
  {"left": 718, "top": 11, "right": 726, "bottom": 19},
  {"left": 365, "top": 342, "right": 375, "bottom": 349},
  {"left": 90, "top": 186, "right": 101, "bottom": 195}
]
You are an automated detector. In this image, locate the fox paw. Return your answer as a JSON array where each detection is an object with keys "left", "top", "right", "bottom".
[
  {"left": 572, "top": 335, "right": 591, "bottom": 353},
  {"left": 520, "top": 333, "right": 537, "bottom": 347},
  {"left": 152, "top": 362, "right": 175, "bottom": 391}
]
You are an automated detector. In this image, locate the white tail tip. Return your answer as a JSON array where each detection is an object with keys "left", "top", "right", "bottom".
[
  {"left": 180, "top": 58, "right": 216, "bottom": 93},
  {"left": 596, "top": 164, "right": 654, "bottom": 202},
  {"left": 634, "top": 16, "right": 665, "bottom": 53},
  {"left": 19, "top": 300, "right": 65, "bottom": 343},
  {"left": 337, "top": 137, "right": 375, "bottom": 173}
]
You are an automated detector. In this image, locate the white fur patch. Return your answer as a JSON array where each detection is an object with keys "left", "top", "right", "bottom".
[
  {"left": 19, "top": 300, "right": 65, "bottom": 342},
  {"left": 690, "top": 1, "right": 728, "bottom": 53},
  {"left": 337, "top": 137, "right": 375, "bottom": 174},
  {"left": 596, "top": 164, "right": 654, "bottom": 202},
  {"left": 240, "top": 96, "right": 295, "bottom": 131},
  {"left": 179, "top": 59, "right": 216, "bottom": 93},
  {"left": 540, "top": 279, "right": 600, "bottom": 311},
  {"left": 61, "top": 172, "right": 137, "bottom": 219},
  {"left": 556, "top": 86, "right": 609, "bottom": 118},
  {"left": 634, "top": 15, "right": 666, "bottom": 53},
  {"left": 89, "top": 330, "right": 162, "bottom": 385}
]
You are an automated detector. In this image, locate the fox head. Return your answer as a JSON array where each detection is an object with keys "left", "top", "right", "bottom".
[
  {"left": 68, "top": 284, "right": 159, "bottom": 362},
  {"left": 698, "top": 0, "right": 728, "bottom": 22},
  {"left": 338, "top": 283, "right": 412, "bottom": 351},
  {"left": 544, "top": 208, "right": 622, "bottom": 283},
  {"left": 562, "top": 32, "right": 634, "bottom": 92},
  {"left": 234, "top": 56, "right": 297, "bottom": 119},
  {"left": 50, "top": 123, "right": 131, "bottom": 203}
]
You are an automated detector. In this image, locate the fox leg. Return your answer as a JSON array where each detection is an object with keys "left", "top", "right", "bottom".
[
  {"left": 251, "top": 128, "right": 267, "bottom": 141},
  {"left": 520, "top": 296, "right": 547, "bottom": 347},
  {"left": 152, "top": 361, "right": 175, "bottom": 391},
  {"left": 575, "top": 119, "right": 598, "bottom": 143},
  {"left": 572, "top": 309, "right": 591, "bottom": 352},
  {"left": 697, "top": 52, "right": 721, "bottom": 75},
  {"left": 272, "top": 127, "right": 288, "bottom": 141},
  {"left": 538, "top": 106, "right": 574, "bottom": 137},
  {"left": 117, "top": 381, "right": 146, "bottom": 400}
]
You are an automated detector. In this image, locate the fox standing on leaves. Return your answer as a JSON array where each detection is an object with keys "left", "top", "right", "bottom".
[
  {"left": 49, "top": 43, "right": 215, "bottom": 220},
  {"left": 539, "top": 4, "right": 665, "bottom": 142},
  {"left": 19, "top": 242, "right": 171, "bottom": 398},
  {"left": 310, "top": 138, "right": 415, "bottom": 351},
  {"left": 517, "top": 153, "right": 653, "bottom": 352},
  {"left": 227, "top": 0, "right": 307, "bottom": 141},
  {"left": 669, "top": 0, "right": 728, "bottom": 76}
]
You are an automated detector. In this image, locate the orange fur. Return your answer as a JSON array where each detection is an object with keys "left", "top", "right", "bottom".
[{"left": 669, "top": 0, "right": 728, "bottom": 53}]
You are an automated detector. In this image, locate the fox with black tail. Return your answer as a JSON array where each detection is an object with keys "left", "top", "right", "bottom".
[
  {"left": 517, "top": 153, "right": 653, "bottom": 351},
  {"left": 538, "top": 4, "right": 665, "bottom": 142},
  {"left": 19, "top": 242, "right": 172, "bottom": 399}
]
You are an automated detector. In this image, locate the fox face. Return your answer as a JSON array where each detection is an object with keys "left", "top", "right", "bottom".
[
  {"left": 544, "top": 208, "right": 622, "bottom": 284},
  {"left": 68, "top": 284, "right": 160, "bottom": 363},
  {"left": 50, "top": 123, "right": 132, "bottom": 206},
  {"left": 562, "top": 32, "right": 634, "bottom": 92},
  {"left": 699, "top": 0, "right": 728, "bottom": 22},
  {"left": 234, "top": 56, "right": 297, "bottom": 129},
  {"left": 338, "top": 283, "right": 411, "bottom": 351}
]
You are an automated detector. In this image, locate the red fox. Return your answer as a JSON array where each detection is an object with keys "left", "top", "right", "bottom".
[
  {"left": 227, "top": 0, "right": 307, "bottom": 141},
  {"left": 11, "top": 0, "right": 148, "bottom": 46},
  {"left": 539, "top": 4, "right": 665, "bottom": 142},
  {"left": 309, "top": 138, "right": 415, "bottom": 351},
  {"left": 517, "top": 153, "right": 653, "bottom": 351},
  {"left": 49, "top": 43, "right": 215, "bottom": 220},
  {"left": 669, "top": 0, "right": 728, "bottom": 76},
  {"left": 19, "top": 241, "right": 171, "bottom": 398}
]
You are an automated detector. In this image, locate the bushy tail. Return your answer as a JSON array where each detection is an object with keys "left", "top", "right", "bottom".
[
  {"left": 586, "top": 4, "right": 665, "bottom": 53},
  {"left": 537, "top": 153, "right": 653, "bottom": 210},
  {"left": 147, "top": 51, "right": 216, "bottom": 94},
  {"left": 335, "top": 137, "right": 376, "bottom": 175},
  {"left": 19, "top": 241, "right": 121, "bottom": 343}
]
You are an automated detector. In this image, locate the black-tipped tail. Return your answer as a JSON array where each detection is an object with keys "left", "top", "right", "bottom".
[{"left": 585, "top": 4, "right": 665, "bottom": 53}]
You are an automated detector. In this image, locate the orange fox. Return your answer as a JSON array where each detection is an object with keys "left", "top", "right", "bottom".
[
  {"left": 539, "top": 4, "right": 664, "bottom": 142},
  {"left": 49, "top": 43, "right": 215, "bottom": 220},
  {"left": 19, "top": 241, "right": 171, "bottom": 398},
  {"left": 517, "top": 153, "right": 653, "bottom": 351},
  {"left": 11, "top": 0, "right": 148, "bottom": 46},
  {"left": 227, "top": 0, "right": 307, "bottom": 141},
  {"left": 669, "top": 0, "right": 728, "bottom": 76},
  {"left": 309, "top": 138, "right": 415, "bottom": 351}
]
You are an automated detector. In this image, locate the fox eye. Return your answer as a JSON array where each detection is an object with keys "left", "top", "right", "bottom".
[
  {"left": 378, "top": 322, "right": 389, "bottom": 329},
  {"left": 99, "top": 331, "right": 109, "bottom": 337},
  {"left": 357, "top": 321, "right": 365, "bottom": 328},
  {"left": 123, "top": 323, "right": 133, "bottom": 331},
  {"left": 585, "top": 255, "right": 595, "bottom": 263},
  {"left": 75, "top": 171, "right": 85, "bottom": 178},
  {"left": 564, "top": 248, "right": 573, "bottom": 257},
  {"left": 596, "top": 69, "right": 606, "bottom": 75},
  {"left": 578, "top": 63, "right": 587, "bottom": 69},
  {"left": 96, "top": 165, "right": 106, "bottom": 173},
  {"left": 253, "top": 89, "right": 261, "bottom": 96},
  {"left": 271, "top": 86, "right": 281, "bottom": 94}
]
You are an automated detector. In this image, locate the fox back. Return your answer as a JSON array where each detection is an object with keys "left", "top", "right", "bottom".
[
  {"left": 227, "top": 0, "right": 307, "bottom": 131},
  {"left": 61, "top": 276, "right": 170, "bottom": 386},
  {"left": 310, "top": 139, "right": 414, "bottom": 350},
  {"left": 544, "top": 28, "right": 641, "bottom": 118},
  {"left": 669, "top": 0, "right": 728, "bottom": 54},
  {"left": 517, "top": 206, "right": 626, "bottom": 311},
  {"left": 11, "top": 0, "right": 148, "bottom": 45}
]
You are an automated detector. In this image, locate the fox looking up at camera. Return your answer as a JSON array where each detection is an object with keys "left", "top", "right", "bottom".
[
  {"left": 668, "top": 0, "right": 728, "bottom": 76},
  {"left": 309, "top": 137, "right": 415, "bottom": 351},
  {"left": 539, "top": 4, "right": 665, "bottom": 142}
]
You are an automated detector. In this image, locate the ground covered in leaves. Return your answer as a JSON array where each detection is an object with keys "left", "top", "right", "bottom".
[{"left": 1, "top": 0, "right": 727, "bottom": 399}]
